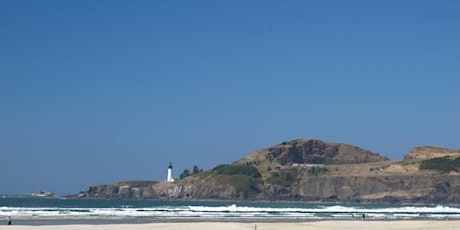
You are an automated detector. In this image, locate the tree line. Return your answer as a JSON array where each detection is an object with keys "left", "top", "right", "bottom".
[{"left": 179, "top": 165, "right": 203, "bottom": 179}]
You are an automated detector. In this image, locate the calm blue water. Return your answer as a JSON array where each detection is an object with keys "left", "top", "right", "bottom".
[{"left": 1, "top": 196, "right": 460, "bottom": 220}]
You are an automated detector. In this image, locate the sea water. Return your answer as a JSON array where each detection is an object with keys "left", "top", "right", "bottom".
[{"left": 1, "top": 196, "right": 460, "bottom": 221}]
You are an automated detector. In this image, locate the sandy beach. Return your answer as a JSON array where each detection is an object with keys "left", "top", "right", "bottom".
[{"left": 0, "top": 221, "right": 459, "bottom": 230}]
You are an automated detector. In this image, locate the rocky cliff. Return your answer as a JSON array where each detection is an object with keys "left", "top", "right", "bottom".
[
  {"left": 236, "top": 139, "right": 388, "bottom": 165},
  {"left": 78, "top": 140, "right": 460, "bottom": 203},
  {"left": 79, "top": 180, "right": 186, "bottom": 199}
]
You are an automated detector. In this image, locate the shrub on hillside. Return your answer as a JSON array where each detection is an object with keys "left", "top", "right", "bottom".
[
  {"left": 307, "top": 166, "right": 329, "bottom": 176},
  {"left": 213, "top": 164, "right": 262, "bottom": 178},
  {"left": 419, "top": 157, "right": 460, "bottom": 173}
]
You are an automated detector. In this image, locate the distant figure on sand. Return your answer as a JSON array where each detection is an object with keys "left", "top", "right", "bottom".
[
  {"left": 362, "top": 214, "right": 365, "bottom": 221},
  {"left": 7, "top": 216, "right": 11, "bottom": 225},
  {"left": 254, "top": 224, "right": 257, "bottom": 230}
]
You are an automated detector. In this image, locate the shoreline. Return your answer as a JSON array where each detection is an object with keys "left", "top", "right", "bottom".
[
  {"left": 4, "top": 217, "right": 460, "bottom": 226},
  {"left": 0, "top": 220, "right": 459, "bottom": 230},
  {"left": 3, "top": 197, "right": 460, "bottom": 224}
]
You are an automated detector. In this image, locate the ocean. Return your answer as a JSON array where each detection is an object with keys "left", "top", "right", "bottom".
[{"left": 1, "top": 196, "right": 460, "bottom": 222}]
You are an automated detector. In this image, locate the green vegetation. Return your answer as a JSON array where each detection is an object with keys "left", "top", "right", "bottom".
[
  {"left": 213, "top": 164, "right": 262, "bottom": 178},
  {"left": 180, "top": 165, "right": 203, "bottom": 180},
  {"left": 453, "top": 185, "right": 460, "bottom": 193},
  {"left": 338, "top": 145, "right": 359, "bottom": 155},
  {"left": 267, "top": 168, "right": 298, "bottom": 188},
  {"left": 197, "top": 170, "right": 214, "bottom": 180},
  {"left": 193, "top": 165, "right": 202, "bottom": 174},
  {"left": 179, "top": 169, "right": 191, "bottom": 179},
  {"left": 419, "top": 157, "right": 460, "bottom": 173},
  {"left": 307, "top": 166, "right": 328, "bottom": 176},
  {"left": 195, "top": 165, "right": 262, "bottom": 199},
  {"left": 214, "top": 174, "right": 260, "bottom": 198},
  {"left": 280, "top": 139, "right": 300, "bottom": 146}
]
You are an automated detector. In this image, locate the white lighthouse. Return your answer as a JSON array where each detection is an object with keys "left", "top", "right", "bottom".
[{"left": 166, "top": 162, "right": 175, "bottom": 182}]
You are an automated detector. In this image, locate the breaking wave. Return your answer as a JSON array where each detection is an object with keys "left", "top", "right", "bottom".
[{"left": 2, "top": 204, "right": 460, "bottom": 220}]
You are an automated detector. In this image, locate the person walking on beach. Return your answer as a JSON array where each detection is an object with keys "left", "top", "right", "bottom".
[{"left": 7, "top": 216, "right": 11, "bottom": 225}]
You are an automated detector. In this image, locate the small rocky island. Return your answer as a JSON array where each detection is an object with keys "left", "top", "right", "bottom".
[
  {"left": 77, "top": 139, "right": 460, "bottom": 203},
  {"left": 30, "top": 190, "right": 58, "bottom": 198}
]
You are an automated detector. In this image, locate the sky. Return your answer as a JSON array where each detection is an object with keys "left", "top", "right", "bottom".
[{"left": 0, "top": 0, "right": 459, "bottom": 195}]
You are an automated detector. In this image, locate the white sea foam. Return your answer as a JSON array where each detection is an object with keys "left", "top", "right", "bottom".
[
  {"left": 190, "top": 204, "right": 460, "bottom": 214},
  {"left": 2, "top": 204, "right": 460, "bottom": 220}
]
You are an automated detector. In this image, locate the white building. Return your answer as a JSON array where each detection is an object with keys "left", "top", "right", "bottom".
[{"left": 167, "top": 162, "right": 175, "bottom": 182}]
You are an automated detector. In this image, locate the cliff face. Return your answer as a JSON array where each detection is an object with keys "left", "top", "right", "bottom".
[
  {"left": 79, "top": 174, "right": 460, "bottom": 203},
  {"left": 296, "top": 174, "right": 460, "bottom": 203},
  {"left": 78, "top": 140, "right": 460, "bottom": 203}
]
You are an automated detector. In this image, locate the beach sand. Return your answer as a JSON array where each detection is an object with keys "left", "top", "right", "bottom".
[{"left": 0, "top": 221, "right": 458, "bottom": 230}]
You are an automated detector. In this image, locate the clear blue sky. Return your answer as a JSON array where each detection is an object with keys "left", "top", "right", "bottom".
[{"left": 1, "top": 0, "right": 459, "bottom": 195}]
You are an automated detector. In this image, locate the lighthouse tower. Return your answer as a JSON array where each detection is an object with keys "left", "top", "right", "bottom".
[{"left": 167, "top": 162, "right": 175, "bottom": 182}]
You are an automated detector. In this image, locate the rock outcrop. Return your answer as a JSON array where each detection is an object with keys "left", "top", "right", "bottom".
[
  {"left": 238, "top": 139, "right": 388, "bottom": 166},
  {"left": 77, "top": 139, "right": 460, "bottom": 203},
  {"left": 79, "top": 181, "right": 183, "bottom": 199}
]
